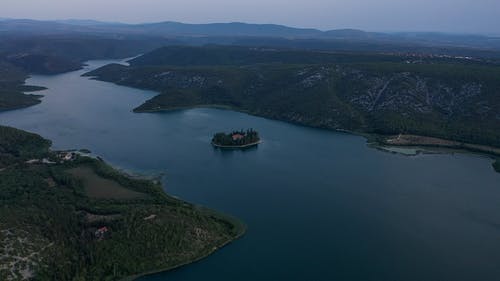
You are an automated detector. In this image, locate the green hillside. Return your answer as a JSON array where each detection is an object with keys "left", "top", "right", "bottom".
[
  {"left": 0, "top": 125, "right": 244, "bottom": 280},
  {"left": 86, "top": 45, "right": 500, "bottom": 148}
]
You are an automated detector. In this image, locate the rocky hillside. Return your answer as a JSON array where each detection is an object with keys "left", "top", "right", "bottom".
[{"left": 85, "top": 46, "right": 500, "bottom": 147}]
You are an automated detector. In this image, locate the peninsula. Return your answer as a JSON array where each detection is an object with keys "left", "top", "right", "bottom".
[
  {"left": 0, "top": 125, "right": 245, "bottom": 280},
  {"left": 212, "top": 129, "right": 261, "bottom": 148}
]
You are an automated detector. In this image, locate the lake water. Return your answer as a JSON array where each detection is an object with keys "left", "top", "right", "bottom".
[{"left": 1, "top": 59, "right": 500, "bottom": 281}]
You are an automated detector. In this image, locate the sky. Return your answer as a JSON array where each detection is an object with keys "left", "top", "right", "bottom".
[{"left": 2, "top": 0, "right": 500, "bottom": 35}]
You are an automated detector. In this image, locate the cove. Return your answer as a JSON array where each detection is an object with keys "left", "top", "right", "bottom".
[{"left": 1, "top": 59, "right": 500, "bottom": 281}]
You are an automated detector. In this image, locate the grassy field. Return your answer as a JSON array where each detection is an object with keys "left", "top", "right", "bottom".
[{"left": 68, "top": 166, "right": 146, "bottom": 200}]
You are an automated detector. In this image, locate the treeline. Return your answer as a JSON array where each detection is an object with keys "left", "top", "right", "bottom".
[
  {"left": 212, "top": 129, "right": 260, "bottom": 146},
  {"left": 0, "top": 125, "right": 51, "bottom": 167}
]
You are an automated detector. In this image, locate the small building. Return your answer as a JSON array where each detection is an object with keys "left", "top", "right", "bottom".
[
  {"left": 232, "top": 134, "right": 245, "bottom": 141},
  {"left": 58, "top": 152, "right": 75, "bottom": 162},
  {"left": 63, "top": 152, "right": 74, "bottom": 161},
  {"left": 95, "top": 226, "right": 109, "bottom": 238}
]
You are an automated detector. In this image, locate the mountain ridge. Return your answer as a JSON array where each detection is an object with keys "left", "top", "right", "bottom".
[{"left": 1, "top": 18, "right": 499, "bottom": 50}]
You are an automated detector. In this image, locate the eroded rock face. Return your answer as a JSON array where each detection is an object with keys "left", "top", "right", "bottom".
[
  {"left": 102, "top": 63, "right": 494, "bottom": 120},
  {"left": 124, "top": 64, "right": 496, "bottom": 123},
  {"left": 343, "top": 70, "right": 485, "bottom": 117},
  {"left": 0, "top": 227, "right": 52, "bottom": 281},
  {"left": 87, "top": 60, "right": 500, "bottom": 146}
]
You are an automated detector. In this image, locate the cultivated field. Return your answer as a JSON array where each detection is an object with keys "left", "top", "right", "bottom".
[{"left": 68, "top": 166, "right": 146, "bottom": 199}]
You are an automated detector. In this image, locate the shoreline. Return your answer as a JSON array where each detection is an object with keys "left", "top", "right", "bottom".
[
  {"left": 380, "top": 134, "right": 500, "bottom": 157},
  {"left": 15, "top": 57, "right": 496, "bottom": 172},
  {"left": 81, "top": 156, "right": 248, "bottom": 281},
  {"left": 0, "top": 97, "right": 42, "bottom": 112},
  {"left": 211, "top": 140, "right": 262, "bottom": 149},
  {"left": 121, "top": 210, "right": 247, "bottom": 281},
  {"left": 134, "top": 104, "right": 247, "bottom": 114},
  {"left": 0, "top": 122, "right": 248, "bottom": 280},
  {"left": 136, "top": 105, "right": 500, "bottom": 174},
  {"left": 137, "top": 105, "right": 500, "bottom": 159}
]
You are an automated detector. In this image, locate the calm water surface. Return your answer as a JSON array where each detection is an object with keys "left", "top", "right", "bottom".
[{"left": 1, "top": 59, "right": 499, "bottom": 281}]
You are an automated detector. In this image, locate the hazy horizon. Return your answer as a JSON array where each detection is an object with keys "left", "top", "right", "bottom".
[
  {"left": 2, "top": 0, "right": 500, "bottom": 35},
  {"left": 2, "top": 17, "right": 500, "bottom": 36}
]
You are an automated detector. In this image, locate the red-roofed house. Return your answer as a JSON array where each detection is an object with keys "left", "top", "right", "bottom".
[
  {"left": 232, "top": 134, "right": 244, "bottom": 141},
  {"left": 95, "top": 226, "right": 109, "bottom": 238}
]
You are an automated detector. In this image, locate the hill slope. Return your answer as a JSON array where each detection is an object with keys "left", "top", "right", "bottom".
[
  {"left": 0, "top": 125, "right": 244, "bottom": 280},
  {"left": 86, "top": 45, "right": 500, "bottom": 148}
]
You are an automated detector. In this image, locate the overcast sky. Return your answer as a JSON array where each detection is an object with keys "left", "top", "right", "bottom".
[{"left": 2, "top": 0, "right": 500, "bottom": 35}]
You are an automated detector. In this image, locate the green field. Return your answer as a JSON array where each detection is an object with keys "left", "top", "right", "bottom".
[{"left": 68, "top": 166, "right": 147, "bottom": 200}]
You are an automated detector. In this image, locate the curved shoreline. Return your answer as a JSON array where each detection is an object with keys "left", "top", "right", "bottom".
[
  {"left": 86, "top": 156, "right": 248, "bottom": 281},
  {"left": 139, "top": 105, "right": 500, "bottom": 156},
  {"left": 121, "top": 210, "right": 247, "bottom": 281},
  {"left": 134, "top": 104, "right": 240, "bottom": 113},
  {"left": 139, "top": 105, "right": 500, "bottom": 173},
  {"left": 372, "top": 134, "right": 500, "bottom": 173},
  {"left": 77, "top": 157, "right": 248, "bottom": 281},
  {"left": 381, "top": 134, "right": 500, "bottom": 156},
  {"left": 211, "top": 140, "right": 262, "bottom": 149}
]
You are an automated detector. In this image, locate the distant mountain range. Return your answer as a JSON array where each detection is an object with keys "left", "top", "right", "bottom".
[{"left": 1, "top": 19, "right": 499, "bottom": 51}]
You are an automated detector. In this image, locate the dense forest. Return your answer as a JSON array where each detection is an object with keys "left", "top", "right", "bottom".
[
  {"left": 0, "top": 125, "right": 245, "bottom": 280},
  {"left": 86, "top": 45, "right": 500, "bottom": 148},
  {"left": 212, "top": 129, "right": 260, "bottom": 147}
]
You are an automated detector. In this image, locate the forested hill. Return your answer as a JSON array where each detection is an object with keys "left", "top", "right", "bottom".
[
  {"left": 86, "top": 45, "right": 500, "bottom": 148},
  {"left": 0, "top": 125, "right": 244, "bottom": 280}
]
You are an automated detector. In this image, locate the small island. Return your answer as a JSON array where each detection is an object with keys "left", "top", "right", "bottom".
[{"left": 212, "top": 129, "right": 261, "bottom": 148}]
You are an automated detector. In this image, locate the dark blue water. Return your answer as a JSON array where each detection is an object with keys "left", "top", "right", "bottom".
[{"left": 1, "top": 60, "right": 500, "bottom": 281}]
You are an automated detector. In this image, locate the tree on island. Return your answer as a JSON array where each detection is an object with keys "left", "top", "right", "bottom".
[{"left": 212, "top": 129, "right": 260, "bottom": 147}]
